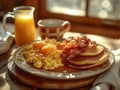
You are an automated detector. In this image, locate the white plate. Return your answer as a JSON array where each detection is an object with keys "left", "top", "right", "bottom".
[{"left": 13, "top": 41, "right": 115, "bottom": 80}]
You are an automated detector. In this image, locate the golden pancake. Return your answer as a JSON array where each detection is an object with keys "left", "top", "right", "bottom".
[
  {"left": 67, "top": 49, "right": 109, "bottom": 66},
  {"left": 80, "top": 45, "right": 104, "bottom": 56},
  {"left": 67, "top": 60, "right": 108, "bottom": 70}
]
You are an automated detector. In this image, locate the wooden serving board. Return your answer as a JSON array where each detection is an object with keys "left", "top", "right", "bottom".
[{"left": 7, "top": 56, "right": 97, "bottom": 90}]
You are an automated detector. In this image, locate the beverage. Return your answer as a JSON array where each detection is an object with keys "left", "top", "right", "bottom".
[
  {"left": 3, "top": 6, "right": 36, "bottom": 46},
  {"left": 37, "top": 19, "right": 71, "bottom": 40},
  {"left": 14, "top": 14, "right": 36, "bottom": 45}
]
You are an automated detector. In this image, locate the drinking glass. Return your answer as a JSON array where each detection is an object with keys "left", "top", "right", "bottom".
[{"left": 3, "top": 6, "right": 36, "bottom": 46}]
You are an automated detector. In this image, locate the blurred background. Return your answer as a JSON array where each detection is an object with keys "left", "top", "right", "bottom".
[{"left": 0, "top": 0, "right": 120, "bottom": 38}]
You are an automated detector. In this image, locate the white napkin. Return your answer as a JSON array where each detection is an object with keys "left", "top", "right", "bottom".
[{"left": 91, "top": 48, "right": 120, "bottom": 90}]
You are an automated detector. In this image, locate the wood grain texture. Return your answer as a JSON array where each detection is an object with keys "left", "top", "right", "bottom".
[{"left": 7, "top": 56, "right": 97, "bottom": 90}]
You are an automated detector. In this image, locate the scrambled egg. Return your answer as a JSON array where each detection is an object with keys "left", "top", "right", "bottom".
[{"left": 23, "top": 38, "right": 63, "bottom": 70}]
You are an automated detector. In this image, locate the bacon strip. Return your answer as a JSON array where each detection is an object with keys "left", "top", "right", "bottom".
[{"left": 57, "top": 36, "right": 97, "bottom": 61}]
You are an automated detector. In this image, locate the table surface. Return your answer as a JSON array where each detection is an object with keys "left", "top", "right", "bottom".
[{"left": 0, "top": 30, "right": 120, "bottom": 90}]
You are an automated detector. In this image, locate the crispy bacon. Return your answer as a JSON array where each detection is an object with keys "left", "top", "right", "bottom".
[{"left": 57, "top": 36, "right": 97, "bottom": 61}]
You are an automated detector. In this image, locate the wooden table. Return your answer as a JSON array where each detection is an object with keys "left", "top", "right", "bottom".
[{"left": 0, "top": 32, "right": 120, "bottom": 90}]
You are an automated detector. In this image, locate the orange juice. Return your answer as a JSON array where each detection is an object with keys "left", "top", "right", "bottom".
[{"left": 14, "top": 14, "right": 36, "bottom": 46}]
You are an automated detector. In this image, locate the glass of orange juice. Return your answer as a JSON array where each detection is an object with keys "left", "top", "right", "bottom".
[{"left": 3, "top": 6, "right": 36, "bottom": 46}]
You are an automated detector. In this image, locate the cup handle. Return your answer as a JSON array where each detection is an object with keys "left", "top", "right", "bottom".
[
  {"left": 63, "top": 21, "right": 71, "bottom": 32},
  {"left": 2, "top": 12, "right": 14, "bottom": 36}
]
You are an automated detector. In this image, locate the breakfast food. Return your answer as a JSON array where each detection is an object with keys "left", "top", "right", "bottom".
[
  {"left": 57, "top": 36, "right": 109, "bottom": 69},
  {"left": 23, "top": 38, "right": 63, "bottom": 70},
  {"left": 23, "top": 36, "right": 109, "bottom": 70}
]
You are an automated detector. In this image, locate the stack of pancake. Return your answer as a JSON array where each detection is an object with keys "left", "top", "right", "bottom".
[{"left": 66, "top": 45, "right": 109, "bottom": 69}]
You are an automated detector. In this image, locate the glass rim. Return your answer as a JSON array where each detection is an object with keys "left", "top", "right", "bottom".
[
  {"left": 13, "top": 6, "right": 35, "bottom": 11},
  {"left": 37, "top": 19, "right": 66, "bottom": 28}
]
